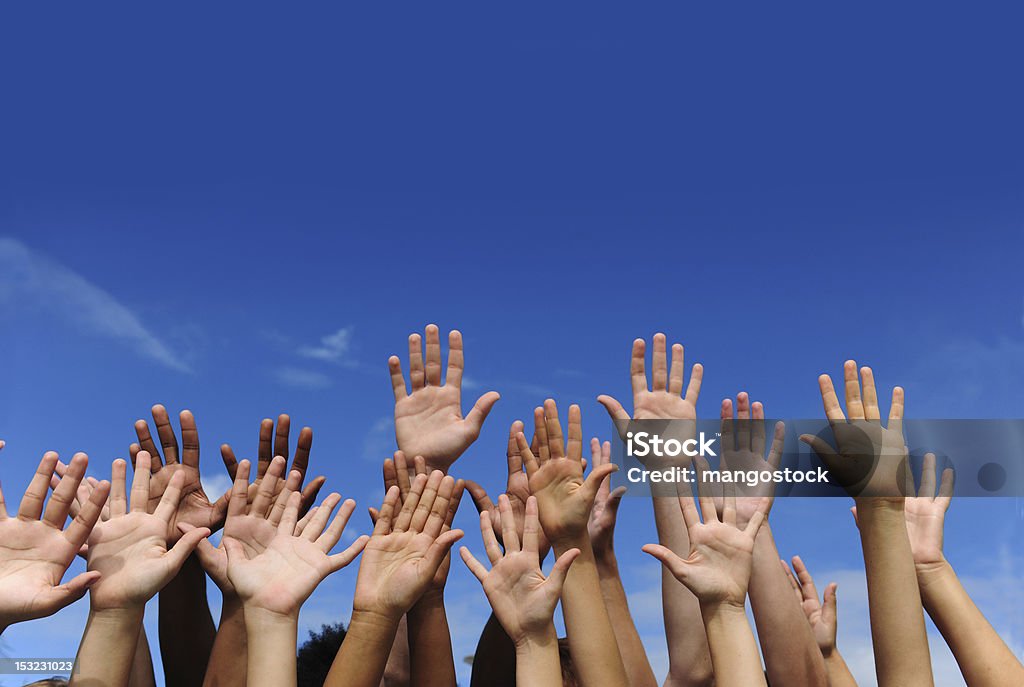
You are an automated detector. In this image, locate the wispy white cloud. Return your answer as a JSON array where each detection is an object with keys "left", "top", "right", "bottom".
[
  {"left": 299, "top": 326, "right": 356, "bottom": 366},
  {"left": 273, "top": 366, "right": 333, "bottom": 390},
  {"left": 201, "top": 473, "right": 233, "bottom": 502},
  {"left": 362, "top": 416, "right": 394, "bottom": 461},
  {"left": 0, "top": 237, "right": 191, "bottom": 372}
]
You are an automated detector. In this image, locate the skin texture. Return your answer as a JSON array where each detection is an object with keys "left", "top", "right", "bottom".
[
  {"left": 0, "top": 451, "right": 107, "bottom": 633},
  {"left": 901, "top": 454, "right": 1024, "bottom": 686},
  {"left": 369, "top": 451, "right": 464, "bottom": 687},
  {"left": 598, "top": 334, "right": 713, "bottom": 687},
  {"left": 642, "top": 458, "right": 771, "bottom": 687},
  {"left": 461, "top": 496, "right": 578, "bottom": 687},
  {"left": 72, "top": 452, "right": 210, "bottom": 687},
  {"left": 326, "top": 474, "right": 464, "bottom": 687},
  {"left": 388, "top": 325, "right": 500, "bottom": 474},
  {"left": 205, "top": 460, "right": 365, "bottom": 687},
  {"left": 783, "top": 558, "right": 858, "bottom": 687},
  {"left": 517, "top": 399, "right": 629, "bottom": 687},
  {"left": 718, "top": 394, "right": 826, "bottom": 687},
  {"left": 587, "top": 438, "right": 658, "bottom": 687},
  {"left": 801, "top": 362, "right": 934, "bottom": 687},
  {"left": 465, "top": 422, "right": 548, "bottom": 687}
]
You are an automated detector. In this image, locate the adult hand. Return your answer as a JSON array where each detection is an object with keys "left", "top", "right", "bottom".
[
  {"left": 389, "top": 325, "right": 500, "bottom": 473},
  {"left": 642, "top": 460, "right": 769, "bottom": 608},
  {"left": 783, "top": 556, "right": 839, "bottom": 657},
  {"left": 903, "top": 452, "right": 954, "bottom": 570},
  {"left": 799, "top": 362, "right": 912, "bottom": 499},
  {"left": 220, "top": 414, "right": 326, "bottom": 516},
  {"left": 86, "top": 452, "right": 210, "bottom": 611},
  {"left": 716, "top": 393, "right": 785, "bottom": 525},
  {"left": 212, "top": 460, "right": 366, "bottom": 618},
  {"left": 353, "top": 471, "right": 464, "bottom": 620},
  {"left": 598, "top": 333, "right": 703, "bottom": 431},
  {"left": 465, "top": 421, "right": 551, "bottom": 559},
  {"left": 587, "top": 438, "right": 626, "bottom": 559},
  {"left": 518, "top": 400, "right": 617, "bottom": 547},
  {"left": 460, "top": 495, "right": 579, "bottom": 646},
  {"left": 0, "top": 452, "right": 109, "bottom": 629},
  {"left": 130, "top": 405, "right": 228, "bottom": 541}
]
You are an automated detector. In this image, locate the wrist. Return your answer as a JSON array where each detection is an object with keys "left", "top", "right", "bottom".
[
  {"left": 409, "top": 588, "right": 445, "bottom": 616},
  {"left": 699, "top": 598, "right": 747, "bottom": 620},
  {"left": 512, "top": 623, "right": 558, "bottom": 654},
  {"left": 88, "top": 605, "right": 146, "bottom": 626},
  {"left": 243, "top": 604, "right": 299, "bottom": 629},
  {"left": 915, "top": 557, "right": 953, "bottom": 588},
  {"left": 853, "top": 496, "right": 906, "bottom": 512},
  {"left": 594, "top": 548, "right": 619, "bottom": 575},
  {"left": 550, "top": 530, "right": 590, "bottom": 554}
]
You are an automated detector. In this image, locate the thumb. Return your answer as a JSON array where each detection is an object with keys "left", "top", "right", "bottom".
[
  {"left": 823, "top": 583, "right": 838, "bottom": 626},
  {"left": 179, "top": 522, "right": 220, "bottom": 569},
  {"left": 641, "top": 543, "right": 687, "bottom": 581},
  {"left": 606, "top": 486, "right": 627, "bottom": 518},
  {"left": 465, "top": 392, "right": 500, "bottom": 435},
  {"left": 463, "top": 480, "right": 495, "bottom": 515},
  {"left": 165, "top": 526, "right": 211, "bottom": 572},
  {"left": 546, "top": 548, "right": 580, "bottom": 594},
  {"left": 39, "top": 571, "right": 101, "bottom": 615},
  {"left": 582, "top": 463, "right": 618, "bottom": 502}
]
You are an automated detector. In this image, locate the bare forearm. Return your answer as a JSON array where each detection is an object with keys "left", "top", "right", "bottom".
[
  {"left": 243, "top": 608, "right": 297, "bottom": 687},
  {"left": 857, "top": 501, "right": 933, "bottom": 686},
  {"left": 823, "top": 651, "right": 858, "bottom": 687},
  {"left": 203, "top": 596, "right": 246, "bottom": 687},
  {"left": 381, "top": 615, "right": 411, "bottom": 687},
  {"left": 651, "top": 494, "right": 713, "bottom": 687},
  {"left": 160, "top": 555, "right": 216, "bottom": 687},
  {"left": 553, "top": 535, "right": 628, "bottom": 687},
  {"left": 130, "top": 626, "right": 157, "bottom": 687},
  {"left": 917, "top": 559, "right": 1024, "bottom": 686},
  {"left": 72, "top": 607, "right": 145, "bottom": 687},
  {"left": 327, "top": 610, "right": 402, "bottom": 687},
  {"left": 471, "top": 613, "right": 516, "bottom": 687},
  {"left": 747, "top": 524, "right": 827, "bottom": 687},
  {"left": 596, "top": 554, "right": 658, "bottom": 687},
  {"left": 407, "top": 592, "right": 457, "bottom": 687},
  {"left": 700, "top": 603, "right": 767, "bottom": 687},
  {"left": 514, "top": 626, "right": 563, "bottom": 687}
]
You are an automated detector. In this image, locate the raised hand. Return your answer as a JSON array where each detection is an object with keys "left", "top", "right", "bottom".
[
  {"left": 86, "top": 452, "right": 210, "bottom": 611},
  {"left": 466, "top": 421, "right": 550, "bottom": 558},
  {"left": 388, "top": 324, "right": 500, "bottom": 473},
  {"left": 369, "top": 450, "right": 464, "bottom": 590},
  {"left": 717, "top": 394, "right": 785, "bottom": 525},
  {"left": 903, "top": 452, "right": 954, "bottom": 570},
  {"left": 783, "top": 557, "right": 838, "bottom": 656},
  {"left": 642, "top": 462, "right": 770, "bottom": 608},
  {"left": 518, "top": 401, "right": 617, "bottom": 547},
  {"left": 130, "top": 405, "right": 228, "bottom": 540},
  {"left": 598, "top": 333, "right": 703, "bottom": 427},
  {"left": 0, "top": 452, "right": 108, "bottom": 630},
  {"left": 799, "top": 362, "right": 912, "bottom": 499},
  {"left": 353, "top": 471, "right": 465, "bottom": 619},
  {"left": 220, "top": 414, "right": 326, "bottom": 515},
  {"left": 587, "top": 438, "right": 626, "bottom": 559},
  {"left": 216, "top": 460, "right": 366, "bottom": 618},
  {"left": 461, "top": 495, "right": 578, "bottom": 645}
]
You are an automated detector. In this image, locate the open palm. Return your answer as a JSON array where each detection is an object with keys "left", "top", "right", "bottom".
[
  {"left": 598, "top": 335, "right": 703, "bottom": 426},
  {"left": 389, "top": 325, "right": 499, "bottom": 472}
]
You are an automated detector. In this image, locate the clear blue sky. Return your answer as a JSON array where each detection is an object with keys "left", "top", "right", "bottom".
[{"left": 1, "top": 3, "right": 1022, "bottom": 685}]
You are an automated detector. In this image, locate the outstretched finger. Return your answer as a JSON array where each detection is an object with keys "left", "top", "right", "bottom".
[
  {"left": 388, "top": 356, "right": 408, "bottom": 400},
  {"left": 545, "top": 548, "right": 581, "bottom": 594},
  {"left": 152, "top": 405, "right": 180, "bottom": 465},
  {"left": 20, "top": 452, "right": 60, "bottom": 520},
  {"left": 668, "top": 343, "right": 684, "bottom": 395},
  {"left": 446, "top": 330, "right": 464, "bottom": 389},
  {"left": 65, "top": 480, "right": 110, "bottom": 550},
  {"left": 630, "top": 338, "right": 648, "bottom": 396},
  {"left": 843, "top": 361, "right": 865, "bottom": 420},
  {"left": 652, "top": 333, "right": 668, "bottom": 391},
  {"left": 180, "top": 410, "right": 200, "bottom": 469},
  {"left": 684, "top": 364, "right": 704, "bottom": 406},
  {"left": 44, "top": 452, "right": 88, "bottom": 528},
  {"left": 460, "top": 546, "right": 489, "bottom": 583},
  {"left": 424, "top": 324, "right": 443, "bottom": 387},
  {"left": 129, "top": 452, "right": 152, "bottom": 512},
  {"left": 318, "top": 498, "right": 357, "bottom": 551}
]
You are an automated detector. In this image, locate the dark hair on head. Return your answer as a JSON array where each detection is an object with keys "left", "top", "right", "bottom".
[{"left": 558, "top": 637, "right": 580, "bottom": 687}]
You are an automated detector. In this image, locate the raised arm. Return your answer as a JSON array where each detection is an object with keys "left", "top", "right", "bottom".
[
  {"left": 520, "top": 400, "right": 628, "bottom": 687},
  {"left": 587, "top": 438, "right": 658, "bottom": 687},
  {"left": 72, "top": 452, "right": 210, "bottom": 687},
  {"left": 721, "top": 394, "right": 826, "bottom": 686},
  {"left": 326, "top": 472, "right": 464, "bottom": 687},
  {"left": 904, "top": 453, "right": 1024, "bottom": 685},
  {"left": 801, "top": 362, "right": 933, "bottom": 687},
  {"left": 214, "top": 459, "right": 366, "bottom": 687},
  {"left": 389, "top": 324, "right": 500, "bottom": 474},
  {"left": 461, "top": 495, "right": 578, "bottom": 687},
  {"left": 642, "top": 460, "right": 770, "bottom": 687},
  {"left": 598, "top": 334, "right": 713, "bottom": 687}
]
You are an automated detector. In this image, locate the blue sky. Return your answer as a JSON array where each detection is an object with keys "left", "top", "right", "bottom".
[{"left": 1, "top": 3, "right": 1023, "bottom": 685}]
